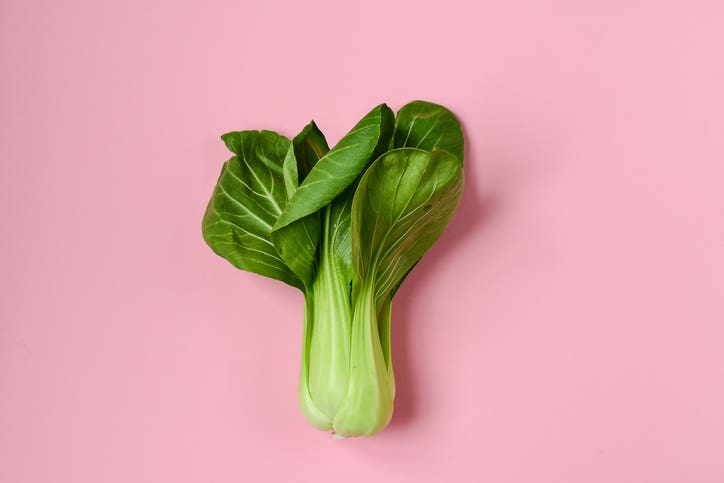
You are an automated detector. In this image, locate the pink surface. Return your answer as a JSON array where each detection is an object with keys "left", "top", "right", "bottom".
[{"left": 2, "top": 1, "right": 724, "bottom": 481}]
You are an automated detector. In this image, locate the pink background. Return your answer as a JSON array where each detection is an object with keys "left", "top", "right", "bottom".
[{"left": 2, "top": 1, "right": 723, "bottom": 481}]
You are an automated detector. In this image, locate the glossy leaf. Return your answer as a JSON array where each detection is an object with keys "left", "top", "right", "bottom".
[
  {"left": 394, "top": 101, "right": 464, "bottom": 161},
  {"left": 351, "top": 148, "right": 464, "bottom": 303},
  {"left": 271, "top": 122, "right": 329, "bottom": 289},
  {"left": 273, "top": 104, "right": 395, "bottom": 231},
  {"left": 202, "top": 130, "right": 302, "bottom": 289}
]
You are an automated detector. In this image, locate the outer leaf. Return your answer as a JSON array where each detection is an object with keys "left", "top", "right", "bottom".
[
  {"left": 271, "top": 122, "right": 329, "bottom": 289},
  {"left": 325, "top": 185, "right": 356, "bottom": 280},
  {"left": 273, "top": 104, "right": 395, "bottom": 231},
  {"left": 330, "top": 281, "right": 393, "bottom": 436},
  {"left": 393, "top": 101, "right": 464, "bottom": 161},
  {"left": 298, "top": 293, "right": 334, "bottom": 430},
  {"left": 351, "top": 148, "right": 464, "bottom": 303},
  {"left": 389, "top": 101, "right": 465, "bottom": 293},
  {"left": 376, "top": 293, "right": 394, "bottom": 380},
  {"left": 202, "top": 130, "right": 302, "bottom": 289},
  {"left": 305, "top": 202, "right": 355, "bottom": 418}
]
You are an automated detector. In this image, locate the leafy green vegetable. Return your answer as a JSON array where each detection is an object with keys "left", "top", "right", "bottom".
[
  {"left": 202, "top": 130, "right": 302, "bottom": 289},
  {"left": 202, "top": 101, "right": 464, "bottom": 437},
  {"left": 271, "top": 122, "right": 328, "bottom": 289},
  {"left": 394, "top": 100, "right": 464, "bottom": 159}
]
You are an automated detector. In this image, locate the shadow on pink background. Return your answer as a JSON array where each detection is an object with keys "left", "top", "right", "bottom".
[{"left": 2, "top": 1, "right": 723, "bottom": 482}]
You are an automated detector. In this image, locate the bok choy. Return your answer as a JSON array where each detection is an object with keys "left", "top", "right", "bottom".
[{"left": 202, "top": 101, "right": 464, "bottom": 437}]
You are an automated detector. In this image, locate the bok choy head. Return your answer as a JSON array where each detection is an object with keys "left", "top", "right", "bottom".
[{"left": 202, "top": 101, "right": 464, "bottom": 437}]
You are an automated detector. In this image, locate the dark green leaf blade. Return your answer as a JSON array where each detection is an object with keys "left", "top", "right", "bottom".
[
  {"left": 293, "top": 121, "right": 329, "bottom": 182},
  {"left": 273, "top": 104, "right": 395, "bottom": 231},
  {"left": 325, "top": 184, "right": 356, "bottom": 283},
  {"left": 202, "top": 130, "right": 303, "bottom": 289},
  {"left": 351, "top": 148, "right": 464, "bottom": 302},
  {"left": 393, "top": 101, "right": 464, "bottom": 161},
  {"left": 271, "top": 122, "right": 330, "bottom": 289}
]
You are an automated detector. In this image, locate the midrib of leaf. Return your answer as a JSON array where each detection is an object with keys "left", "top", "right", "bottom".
[
  {"left": 411, "top": 118, "right": 440, "bottom": 148},
  {"left": 203, "top": 130, "right": 302, "bottom": 289},
  {"left": 223, "top": 164, "right": 278, "bottom": 212},
  {"left": 374, "top": 190, "right": 453, "bottom": 297},
  {"left": 246, "top": 147, "right": 283, "bottom": 214},
  {"left": 374, "top": 177, "right": 440, "bottom": 268},
  {"left": 215, "top": 183, "right": 274, "bottom": 231},
  {"left": 364, "top": 155, "right": 421, "bottom": 283},
  {"left": 400, "top": 118, "right": 417, "bottom": 147},
  {"left": 353, "top": 148, "right": 463, "bottom": 302},
  {"left": 274, "top": 105, "right": 392, "bottom": 232},
  {"left": 367, "top": 153, "right": 427, "bottom": 286}
]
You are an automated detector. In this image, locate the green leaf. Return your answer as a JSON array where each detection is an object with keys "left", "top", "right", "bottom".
[
  {"left": 293, "top": 121, "right": 329, "bottom": 182},
  {"left": 351, "top": 148, "right": 464, "bottom": 303},
  {"left": 273, "top": 104, "right": 395, "bottom": 231},
  {"left": 202, "top": 130, "right": 302, "bottom": 289},
  {"left": 330, "top": 190, "right": 356, "bottom": 279},
  {"left": 298, "top": 292, "right": 334, "bottom": 431},
  {"left": 387, "top": 101, "right": 465, "bottom": 293},
  {"left": 394, "top": 101, "right": 464, "bottom": 161},
  {"left": 271, "top": 122, "right": 329, "bottom": 289},
  {"left": 376, "top": 293, "right": 394, "bottom": 379}
]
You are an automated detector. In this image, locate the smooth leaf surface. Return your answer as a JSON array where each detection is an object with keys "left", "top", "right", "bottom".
[
  {"left": 394, "top": 101, "right": 464, "bottom": 161},
  {"left": 271, "top": 123, "right": 330, "bottom": 289},
  {"left": 293, "top": 121, "right": 329, "bottom": 183},
  {"left": 324, "top": 185, "right": 356, "bottom": 282},
  {"left": 388, "top": 101, "right": 465, "bottom": 294},
  {"left": 273, "top": 104, "right": 395, "bottom": 231},
  {"left": 202, "top": 130, "right": 302, "bottom": 289},
  {"left": 352, "top": 148, "right": 464, "bottom": 303}
]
